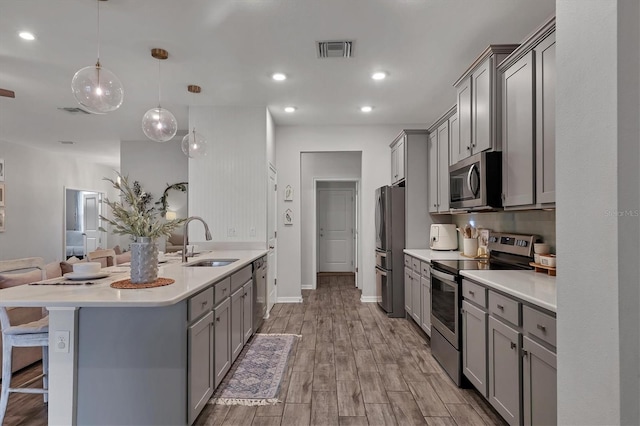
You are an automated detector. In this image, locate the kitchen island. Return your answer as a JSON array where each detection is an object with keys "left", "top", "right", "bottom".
[{"left": 0, "top": 249, "right": 267, "bottom": 426}]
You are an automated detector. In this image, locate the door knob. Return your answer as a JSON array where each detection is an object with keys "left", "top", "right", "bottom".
[
  {"left": 269, "top": 245, "right": 274, "bottom": 249},
  {"left": 320, "top": 234, "right": 324, "bottom": 237}
]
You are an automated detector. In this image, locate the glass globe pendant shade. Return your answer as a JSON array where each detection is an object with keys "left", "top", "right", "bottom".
[
  {"left": 142, "top": 107, "right": 178, "bottom": 142},
  {"left": 71, "top": 62, "right": 124, "bottom": 114},
  {"left": 182, "top": 128, "right": 208, "bottom": 158}
]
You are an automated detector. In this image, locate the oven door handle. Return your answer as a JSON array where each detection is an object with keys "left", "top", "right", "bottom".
[
  {"left": 430, "top": 267, "right": 456, "bottom": 283},
  {"left": 375, "top": 266, "right": 387, "bottom": 277}
]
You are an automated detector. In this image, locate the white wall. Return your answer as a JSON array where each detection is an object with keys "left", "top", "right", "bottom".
[
  {"left": 557, "top": 1, "right": 639, "bottom": 424},
  {"left": 189, "top": 106, "right": 268, "bottom": 244},
  {"left": 275, "top": 125, "right": 424, "bottom": 302},
  {"left": 0, "top": 140, "right": 117, "bottom": 263},
  {"left": 300, "top": 152, "right": 361, "bottom": 288}
]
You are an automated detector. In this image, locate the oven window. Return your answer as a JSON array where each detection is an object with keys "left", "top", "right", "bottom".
[{"left": 431, "top": 275, "right": 456, "bottom": 334}]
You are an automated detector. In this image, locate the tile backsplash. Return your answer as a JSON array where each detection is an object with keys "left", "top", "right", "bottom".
[{"left": 452, "top": 210, "right": 556, "bottom": 253}]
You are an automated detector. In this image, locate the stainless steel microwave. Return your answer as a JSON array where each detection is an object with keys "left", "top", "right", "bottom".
[{"left": 449, "top": 151, "right": 502, "bottom": 210}]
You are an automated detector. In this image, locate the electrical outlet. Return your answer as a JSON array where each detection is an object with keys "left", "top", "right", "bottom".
[
  {"left": 55, "top": 330, "right": 70, "bottom": 353},
  {"left": 227, "top": 228, "right": 236, "bottom": 237},
  {"left": 249, "top": 227, "right": 256, "bottom": 237}
]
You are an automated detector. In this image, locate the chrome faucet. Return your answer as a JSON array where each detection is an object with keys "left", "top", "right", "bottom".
[{"left": 182, "top": 216, "right": 213, "bottom": 262}]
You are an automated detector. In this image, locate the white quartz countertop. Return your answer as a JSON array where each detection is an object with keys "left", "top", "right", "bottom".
[
  {"left": 461, "top": 270, "right": 557, "bottom": 313},
  {"left": 0, "top": 249, "right": 267, "bottom": 308},
  {"left": 403, "top": 249, "right": 466, "bottom": 262}
]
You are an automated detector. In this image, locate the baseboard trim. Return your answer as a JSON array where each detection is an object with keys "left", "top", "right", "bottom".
[
  {"left": 360, "top": 296, "right": 378, "bottom": 303},
  {"left": 276, "top": 297, "right": 303, "bottom": 303},
  {"left": 301, "top": 284, "right": 314, "bottom": 290}
]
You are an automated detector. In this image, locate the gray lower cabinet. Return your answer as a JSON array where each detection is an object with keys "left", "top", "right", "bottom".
[
  {"left": 488, "top": 316, "right": 521, "bottom": 426},
  {"left": 187, "top": 311, "right": 214, "bottom": 425},
  {"left": 404, "top": 267, "right": 412, "bottom": 318},
  {"left": 462, "top": 300, "right": 488, "bottom": 397},
  {"left": 214, "top": 297, "right": 231, "bottom": 388},
  {"left": 523, "top": 337, "right": 557, "bottom": 426},
  {"left": 243, "top": 280, "right": 253, "bottom": 342},
  {"left": 411, "top": 270, "right": 421, "bottom": 323},
  {"left": 230, "top": 287, "right": 244, "bottom": 362},
  {"left": 420, "top": 275, "right": 431, "bottom": 336}
]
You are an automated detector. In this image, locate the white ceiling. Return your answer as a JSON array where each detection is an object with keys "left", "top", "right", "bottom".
[{"left": 0, "top": 0, "right": 555, "bottom": 166}]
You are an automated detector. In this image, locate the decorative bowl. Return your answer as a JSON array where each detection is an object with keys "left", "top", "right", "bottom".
[{"left": 73, "top": 262, "right": 102, "bottom": 273}]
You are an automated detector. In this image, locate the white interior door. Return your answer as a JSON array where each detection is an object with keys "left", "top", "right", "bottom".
[
  {"left": 267, "top": 166, "right": 277, "bottom": 312},
  {"left": 317, "top": 189, "right": 354, "bottom": 273},
  {"left": 82, "top": 192, "right": 101, "bottom": 254}
]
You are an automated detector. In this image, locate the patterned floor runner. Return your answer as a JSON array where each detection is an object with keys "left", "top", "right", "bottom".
[{"left": 210, "top": 333, "right": 297, "bottom": 406}]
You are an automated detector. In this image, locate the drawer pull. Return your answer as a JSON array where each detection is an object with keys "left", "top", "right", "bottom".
[
  {"left": 201, "top": 301, "right": 208, "bottom": 307},
  {"left": 222, "top": 288, "right": 227, "bottom": 293},
  {"left": 537, "top": 324, "right": 546, "bottom": 332},
  {"left": 510, "top": 342, "right": 516, "bottom": 349},
  {"left": 468, "top": 290, "right": 475, "bottom": 296},
  {"left": 216, "top": 317, "right": 220, "bottom": 322},
  {"left": 522, "top": 349, "right": 528, "bottom": 358},
  {"left": 497, "top": 304, "right": 504, "bottom": 310}
]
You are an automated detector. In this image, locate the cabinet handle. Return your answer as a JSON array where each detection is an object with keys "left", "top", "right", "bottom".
[
  {"left": 216, "top": 317, "right": 220, "bottom": 322},
  {"left": 222, "top": 288, "right": 227, "bottom": 293},
  {"left": 466, "top": 146, "right": 471, "bottom": 151},
  {"left": 460, "top": 308, "right": 465, "bottom": 314},
  {"left": 244, "top": 292, "right": 248, "bottom": 297},
  {"left": 510, "top": 342, "right": 516, "bottom": 349},
  {"left": 522, "top": 349, "right": 529, "bottom": 358},
  {"left": 468, "top": 290, "right": 475, "bottom": 296},
  {"left": 202, "top": 300, "right": 208, "bottom": 307},
  {"left": 497, "top": 304, "right": 504, "bottom": 310},
  {"left": 472, "top": 143, "right": 476, "bottom": 148},
  {"left": 434, "top": 204, "right": 437, "bottom": 207},
  {"left": 537, "top": 324, "right": 546, "bottom": 332}
]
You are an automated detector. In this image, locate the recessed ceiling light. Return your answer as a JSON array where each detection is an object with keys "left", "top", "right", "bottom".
[
  {"left": 371, "top": 72, "right": 387, "bottom": 80},
  {"left": 272, "top": 73, "right": 287, "bottom": 81},
  {"left": 18, "top": 31, "right": 35, "bottom": 41},
  {"left": 360, "top": 106, "right": 373, "bottom": 113},
  {"left": 284, "top": 106, "right": 297, "bottom": 113}
]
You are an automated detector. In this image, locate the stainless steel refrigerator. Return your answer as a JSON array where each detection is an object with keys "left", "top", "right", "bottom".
[{"left": 375, "top": 185, "right": 405, "bottom": 317}]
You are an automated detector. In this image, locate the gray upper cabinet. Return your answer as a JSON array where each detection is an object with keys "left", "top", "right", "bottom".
[
  {"left": 390, "top": 135, "right": 406, "bottom": 185},
  {"left": 453, "top": 45, "right": 518, "bottom": 165},
  {"left": 502, "top": 51, "right": 535, "bottom": 207},
  {"left": 535, "top": 31, "right": 556, "bottom": 205},
  {"left": 449, "top": 113, "right": 460, "bottom": 166},
  {"left": 498, "top": 17, "right": 556, "bottom": 209},
  {"left": 427, "top": 106, "right": 455, "bottom": 214},
  {"left": 393, "top": 130, "right": 429, "bottom": 248}
]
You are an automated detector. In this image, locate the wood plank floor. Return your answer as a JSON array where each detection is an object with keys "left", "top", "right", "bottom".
[
  {"left": 2, "top": 274, "right": 506, "bottom": 426},
  {"left": 196, "top": 274, "right": 507, "bottom": 426}
]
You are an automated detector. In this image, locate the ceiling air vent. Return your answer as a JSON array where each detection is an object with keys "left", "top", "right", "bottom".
[
  {"left": 57, "top": 107, "right": 91, "bottom": 115},
  {"left": 317, "top": 40, "right": 353, "bottom": 58}
]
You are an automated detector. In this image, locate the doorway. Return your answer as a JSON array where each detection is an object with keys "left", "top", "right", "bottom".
[
  {"left": 63, "top": 188, "right": 106, "bottom": 259},
  {"left": 313, "top": 180, "right": 359, "bottom": 289},
  {"left": 267, "top": 165, "right": 277, "bottom": 313}
]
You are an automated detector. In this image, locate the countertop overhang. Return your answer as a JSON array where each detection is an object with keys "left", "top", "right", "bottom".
[{"left": 0, "top": 249, "right": 268, "bottom": 308}]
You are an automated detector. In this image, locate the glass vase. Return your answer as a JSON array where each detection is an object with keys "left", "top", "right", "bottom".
[{"left": 130, "top": 237, "right": 158, "bottom": 284}]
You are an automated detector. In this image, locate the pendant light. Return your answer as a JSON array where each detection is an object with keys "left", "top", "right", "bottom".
[
  {"left": 182, "top": 85, "right": 208, "bottom": 158},
  {"left": 71, "top": 0, "right": 124, "bottom": 114},
  {"left": 142, "top": 48, "right": 177, "bottom": 142}
]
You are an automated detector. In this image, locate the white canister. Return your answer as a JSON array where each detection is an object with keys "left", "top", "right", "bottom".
[{"left": 463, "top": 238, "right": 478, "bottom": 257}]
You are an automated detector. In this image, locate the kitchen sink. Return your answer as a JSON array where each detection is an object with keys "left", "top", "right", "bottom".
[{"left": 186, "top": 259, "right": 238, "bottom": 267}]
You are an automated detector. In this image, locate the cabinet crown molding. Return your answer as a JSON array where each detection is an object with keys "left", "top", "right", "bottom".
[
  {"left": 453, "top": 44, "right": 520, "bottom": 87},
  {"left": 389, "top": 129, "right": 427, "bottom": 147},
  {"left": 427, "top": 105, "right": 457, "bottom": 133},
  {"left": 497, "top": 16, "right": 556, "bottom": 71}
]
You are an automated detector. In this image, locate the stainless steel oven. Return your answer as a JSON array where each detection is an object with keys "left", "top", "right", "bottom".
[{"left": 430, "top": 268, "right": 460, "bottom": 349}]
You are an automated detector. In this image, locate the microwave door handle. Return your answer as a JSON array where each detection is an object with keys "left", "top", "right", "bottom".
[{"left": 467, "top": 164, "right": 479, "bottom": 197}]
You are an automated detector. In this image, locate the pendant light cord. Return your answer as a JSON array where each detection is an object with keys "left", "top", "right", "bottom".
[
  {"left": 157, "top": 59, "right": 162, "bottom": 109},
  {"left": 96, "top": 0, "right": 101, "bottom": 65}
]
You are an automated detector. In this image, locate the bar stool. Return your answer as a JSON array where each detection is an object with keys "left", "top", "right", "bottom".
[
  {"left": 0, "top": 258, "right": 49, "bottom": 425},
  {"left": 87, "top": 249, "right": 117, "bottom": 267}
]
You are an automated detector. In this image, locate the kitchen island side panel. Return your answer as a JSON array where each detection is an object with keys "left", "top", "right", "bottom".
[{"left": 76, "top": 303, "right": 188, "bottom": 425}]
